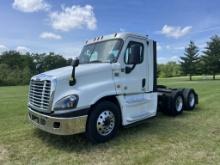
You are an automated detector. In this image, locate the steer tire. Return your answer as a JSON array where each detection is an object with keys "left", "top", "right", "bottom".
[
  {"left": 183, "top": 89, "right": 196, "bottom": 110},
  {"left": 86, "top": 101, "right": 120, "bottom": 143},
  {"left": 165, "top": 90, "right": 184, "bottom": 116}
]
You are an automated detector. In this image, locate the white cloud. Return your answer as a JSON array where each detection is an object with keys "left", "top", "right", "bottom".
[
  {"left": 158, "top": 56, "right": 179, "bottom": 64},
  {"left": 40, "top": 32, "right": 62, "bottom": 40},
  {"left": 49, "top": 5, "right": 97, "bottom": 31},
  {"left": 160, "top": 25, "right": 192, "bottom": 39},
  {"left": 16, "top": 46, "right": 30, "bottom": 54},
  {"left": 0, "top": 45, "right": 8, "bottom": 54},
  {"left": 12, "top": 0, "right": 50, "bottom": 13}
]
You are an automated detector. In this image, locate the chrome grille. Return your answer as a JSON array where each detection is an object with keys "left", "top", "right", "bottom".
[{"left": 29, "top": 80, "right": 51, "bottom": 112}]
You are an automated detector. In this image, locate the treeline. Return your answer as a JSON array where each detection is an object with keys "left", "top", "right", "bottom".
[
  {"left": 158, "top": 35, "right": 220, "bottom": 80},
  {"left": 158, "top": 62, "right": 181, "bottom": 78},
  {"left": 0, "top": 35, "right": 219, "bottom": 86},
  {"left": 0, "top": 51, "right": 71, "bottom": 86}
]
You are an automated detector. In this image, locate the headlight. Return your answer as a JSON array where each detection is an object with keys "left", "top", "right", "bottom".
[{"left": 54, "top": 95, "right": 78, "bottom": 111}]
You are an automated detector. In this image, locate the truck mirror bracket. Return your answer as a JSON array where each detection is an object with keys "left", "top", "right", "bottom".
[
  {"left": 69, "top": 57, "right": 79, "bottom": 86},
  {"left": 125, "top": 64, "right": 136, "bottom": 74},
  {"left": 69, "top": 77, "right": 76, "bottom": 86}
]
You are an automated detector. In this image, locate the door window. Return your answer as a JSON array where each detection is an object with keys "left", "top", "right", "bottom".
[{"left": 124, "top": 41, "right": 144, "bottom": 64}]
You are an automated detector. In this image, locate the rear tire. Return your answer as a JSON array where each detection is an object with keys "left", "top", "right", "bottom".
[
  {"left": 86, "top": 101, "right": 120, "bottom": 143},
  {"left": 164, "top": 91, "right": 184, "bottom": 116},
  {"left": 183, "top": 89, "right": 196, "bottom": 110}
]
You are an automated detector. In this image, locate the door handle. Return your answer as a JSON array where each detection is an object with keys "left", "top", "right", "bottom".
[{"left": 142, "top": 78, "right": 146, "bottom": 88}]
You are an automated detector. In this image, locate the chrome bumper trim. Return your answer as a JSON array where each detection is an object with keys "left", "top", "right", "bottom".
[{"left": 28, "top": 108, "right": 87, "bottom": 135}]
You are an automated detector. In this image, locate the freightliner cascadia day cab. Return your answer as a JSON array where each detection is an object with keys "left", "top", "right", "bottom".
[{"left": 28, "top": 33, "right": 198, "bottom": 143}]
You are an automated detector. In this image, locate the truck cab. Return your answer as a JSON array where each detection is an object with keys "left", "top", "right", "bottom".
[{"left": 28, "top": 33, "right": 198, "bottom": 143}]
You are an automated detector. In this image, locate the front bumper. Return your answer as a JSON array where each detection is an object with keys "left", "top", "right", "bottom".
[{"left": 28, "top": 108, "right": 88, "bottom": 135}]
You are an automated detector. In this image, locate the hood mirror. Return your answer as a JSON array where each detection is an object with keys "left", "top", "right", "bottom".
[
  {"left": 36, "top": 63, "right": 42, "bottom": 74},
  {"left": 69, "top": 57, "right": 79, "bottom": 86},
  {"left": 71, "top": 57, "right": 79, "bottom": 67}
]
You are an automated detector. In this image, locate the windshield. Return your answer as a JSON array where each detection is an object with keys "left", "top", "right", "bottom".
[{"left": 79, "top": 39, "right": 123, "bottom": 64}]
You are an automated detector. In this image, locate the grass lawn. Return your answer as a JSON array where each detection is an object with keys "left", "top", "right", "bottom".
[{"left": 0, "top": 77, "right": 220, "bottom": 165}]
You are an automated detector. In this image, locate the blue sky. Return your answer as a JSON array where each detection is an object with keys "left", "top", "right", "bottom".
[{"left": 0, "top": 0, "right": 220, "bottom": 63}]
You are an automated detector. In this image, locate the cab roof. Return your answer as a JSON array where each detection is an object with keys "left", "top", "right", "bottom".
[{"left": 85, "top": 32, "right": 153, "bottom": 45}]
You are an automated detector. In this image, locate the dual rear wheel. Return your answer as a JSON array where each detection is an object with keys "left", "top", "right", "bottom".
[{"left": 163, "top": 89, "right": 197, "bottom": 116}]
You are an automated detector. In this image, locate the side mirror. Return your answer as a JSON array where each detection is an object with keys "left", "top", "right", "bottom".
[
  {"left": 36, "top": 63, "right": 42, "bottom": 74},
  {"left": 71, "top": 57, "right": 79, "bottom": 67},
  {"left": 69, "top": 57, "right": 79, "bottom": 86}
]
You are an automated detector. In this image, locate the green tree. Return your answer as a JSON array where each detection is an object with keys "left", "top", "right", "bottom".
[
  {"left": 158, "top": 62, "right": 181, "bottom": 78},
  {"left": 32, "top": 52, "right": 69, "bottom": 73},
  {"left": 21, "top": 66, "right": 32, "bottom": 85},
  {"left": 0, "top": 64, "right": 23, "bottom": 86},
  {"left": 0, "top": 64, "right": 10, "bottom": 85},
  {"left": 42, "top": 52, "right": 68, "bottom": 71},
  {"left": 0, "top": 51, "right": 70, "bottom": 86},
  {"left": 0, "top": 51, "right": 34, "bottom": 70},
  {"left": 202, "top": 35, "right": 220, "bottom": 80},
  {"left": 180, "top": 41, "right": 200, "bottom": 80}
]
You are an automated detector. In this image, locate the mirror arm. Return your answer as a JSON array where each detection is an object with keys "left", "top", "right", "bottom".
[
  {"left": 36, "top": 63, "right": 42, "bottom": 74},
  {"left": 69, "top": 57, "right": 79, "bottom": 86},
  {"left": 125, "top": 64, "right": 136, "bottom": 74},
  {"left": 69, "top": 67, "right": 76, "bottom": 86}
]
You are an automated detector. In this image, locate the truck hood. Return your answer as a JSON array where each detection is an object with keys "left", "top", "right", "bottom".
[
  {"left": 39, "top": 63, "right": 113, "bottom": 80},
  {"left": 31, "top": 63, "right": 120, "bottom": 111},
  {"left": 32, "top": 63, "right": 116, "bottom": 106}
]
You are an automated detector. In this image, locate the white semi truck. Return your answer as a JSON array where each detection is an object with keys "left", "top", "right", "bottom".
[{"left": 28, "top": 33, "right": 198, "bottom": 143}]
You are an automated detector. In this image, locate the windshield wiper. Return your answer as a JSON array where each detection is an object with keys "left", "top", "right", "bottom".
[
  {"left": 89, "top": 60, "right": 103, "bottom": 63},
  {"left": 89, "top": 60, "right": 111, "bottom": 63},
  {"left": 82, "top": 60, "right": 110, "bottom": 64}
]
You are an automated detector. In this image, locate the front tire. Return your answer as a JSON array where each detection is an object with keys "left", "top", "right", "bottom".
[{"left": 86, "top": 101, "right": 120, "bottom": 143}]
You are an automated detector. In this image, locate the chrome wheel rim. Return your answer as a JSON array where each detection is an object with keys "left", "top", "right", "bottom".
[
  {"left": 189, "top": 93, "right": 195, "bottom": 107},
  {"left": 176, "top": 96, "right": 183, "bottom": 112},
  {"left": 96, "top": 110, "right": 115, "bottom": 136}
]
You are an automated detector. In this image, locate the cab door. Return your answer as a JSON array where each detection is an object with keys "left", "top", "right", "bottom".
[
  {"left": 121, "top": 37, "right": 148, "bottom": 94},
  {"left": 113, "top": 37, "right": 157, "bottom": 125}
]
